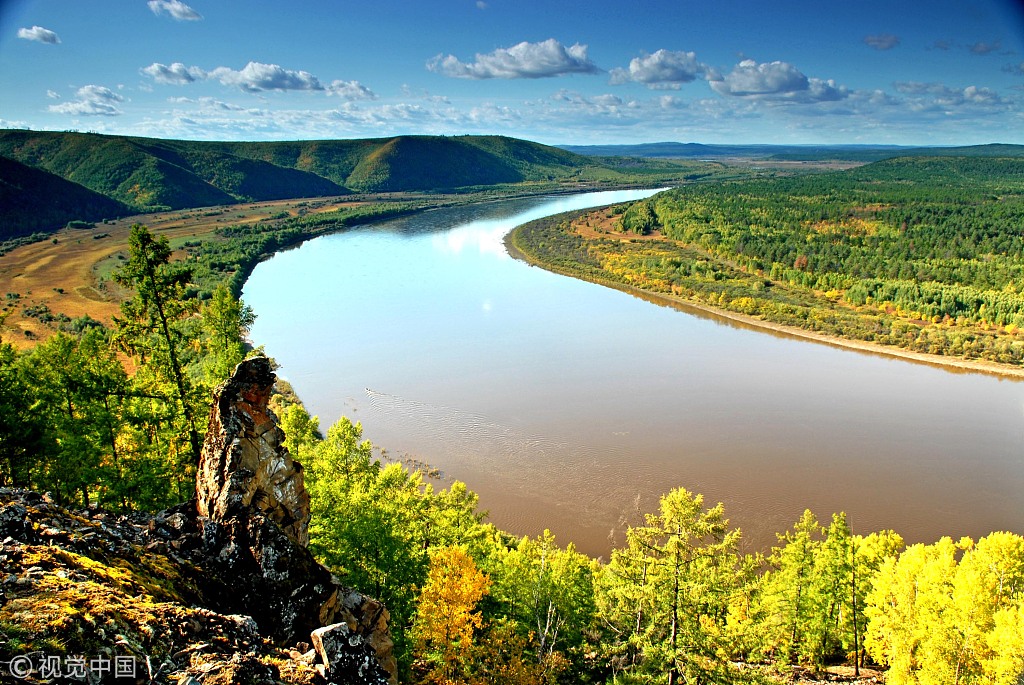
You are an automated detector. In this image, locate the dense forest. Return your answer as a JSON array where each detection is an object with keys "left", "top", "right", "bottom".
[
  {"left": 2, "top": 219, "right": 1023, "bottom": 683},
  {"left": 511, "top": 156, "right": 1024, "bottom": 367}
]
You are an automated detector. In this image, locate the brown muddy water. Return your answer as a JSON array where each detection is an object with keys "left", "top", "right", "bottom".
[{"left": 244, "top": 190, "right": 1024, "bottom": 558}]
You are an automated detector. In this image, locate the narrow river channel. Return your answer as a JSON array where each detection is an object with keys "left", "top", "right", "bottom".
[{"left": 244, "top": 189, "right": 1024, "bottom": 557}]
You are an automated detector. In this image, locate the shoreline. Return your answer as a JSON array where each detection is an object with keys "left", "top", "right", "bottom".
[{"left": 504, "top": 221, "right": 1024, "bottom": 382}]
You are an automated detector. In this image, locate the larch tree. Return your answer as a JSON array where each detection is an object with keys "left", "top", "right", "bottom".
[{"left": 113, "top": 223, "right": 202, "bottom": 467}]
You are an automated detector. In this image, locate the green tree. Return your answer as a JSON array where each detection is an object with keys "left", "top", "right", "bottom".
[
  {"left": 488, "top": 530, "right": 597, "bottom": 677},
  {"left": 196, "top": 283, "right": 255, "bottom": 385},
  {"left": 597, "top": 487, "right": 743, "bottom": 684},
  {"left": 21, "top": 331, "right": 125, "bottom": 506},
  {"left": 113, "top": 223, "right": 203, "bottom": 466},
  {"left": 305, "top": 417, "right": 428, "bottom": 673},
  {"left": 755, "top": 509, "right": 824, "bottom": 666},
  {"left": 0, "top": 339, "right": 51, "bottom": 488}
]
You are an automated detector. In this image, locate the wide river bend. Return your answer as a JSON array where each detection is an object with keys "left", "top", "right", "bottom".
[{"left": 244, "top": 190, "right": 1024, "bottom": 557}]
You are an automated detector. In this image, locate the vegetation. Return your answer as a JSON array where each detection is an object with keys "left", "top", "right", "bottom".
[
  {"left": 0, "top": 130, "right": 708, "bottom": 237},
  {"left": 0, "top": 223, "right": 254, "bottom": 508},
  {"left": 1, "top": 216, "right": 1022, "bottom": 683},
  {"left": 510, "top": 156, "right": 1024, "bottom": 368}
]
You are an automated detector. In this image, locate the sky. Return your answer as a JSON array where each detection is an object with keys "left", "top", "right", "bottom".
[{"left": 1, "top": 0, "right": 1023, "bottom": 146}]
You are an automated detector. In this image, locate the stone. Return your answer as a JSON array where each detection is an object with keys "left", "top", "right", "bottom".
[
  {"left": 196, "top": 356, "right": 311, "bottom": 547},
  {"left": 311, "top": 623, "right": 391, "bottom": 685}
]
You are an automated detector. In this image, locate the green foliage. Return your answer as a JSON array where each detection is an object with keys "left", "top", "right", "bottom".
[
  {"left": 513, "top": 157, "right": 1024, "bottom": 366},
  {"left": 0, "top": 155, "right": 129, "bottom": 239},
  {"left": 113, "top": 224, "right": 204, "bottom": 468},
  {"left": 596, "top": 487, "right": 746, "bottom": 684},
  {"left": 0, "top": 129, "right": 706, "bottom": 232},
  {"left": 0, "top": 339, "right": 50, "bottom": 487},
  {"left": 618, "top": 200, "right": 661, "bottom": 235},
  {"left": 486, "top": 530, "right": 598, "bottom": 678},
  {"left": 303, "top": 415, "right": 492, "bottom": 677}
]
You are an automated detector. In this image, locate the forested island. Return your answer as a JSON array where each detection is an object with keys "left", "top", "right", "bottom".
[
  {"left": 509, "top": 154, "right": 1024, "bottom": 374},
  {"left": 1, "top": 133, "right": 1023, "bottom": 683}
]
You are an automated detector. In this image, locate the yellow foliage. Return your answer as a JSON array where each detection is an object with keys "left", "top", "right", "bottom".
[{"left": 413, "top": 546, "right": 490, "bottom": 681}]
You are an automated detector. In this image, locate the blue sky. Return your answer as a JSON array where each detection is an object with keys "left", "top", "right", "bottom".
[{"left": 1, "top": 0, "right": 1022, "bottom": 145}]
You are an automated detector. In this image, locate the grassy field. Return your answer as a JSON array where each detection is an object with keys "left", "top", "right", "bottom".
[{"left": 0, "top": 195, "right": 366, "bottom": 348}]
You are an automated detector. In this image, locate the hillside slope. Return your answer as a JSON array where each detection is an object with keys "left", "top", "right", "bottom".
[
  {"left": 0, "top": 156, "right": 131, "bottom": 240},
  {"left": 0, "top": 130, "right": 651, "bottom": 230}
]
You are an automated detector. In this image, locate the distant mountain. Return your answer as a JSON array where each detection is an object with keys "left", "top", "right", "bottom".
[
  {"left": 558, "top": 141, "right": 1024, "bottom": 161},
  {"left": 0, "top": 156, "right": 130, "bottom": 240}
]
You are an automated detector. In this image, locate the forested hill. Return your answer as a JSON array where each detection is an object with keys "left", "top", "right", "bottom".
[
  {"left": 0, "top": 156, "right": 131, "bottom": 239},
  {"left": 560, "top": 141, "right": 1024, "bottom": 162},
  {"left": 0, "top": 130, "right": 687, "bottom": 237}
]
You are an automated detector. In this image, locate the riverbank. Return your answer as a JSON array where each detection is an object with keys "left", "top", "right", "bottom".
[
  {"left": 0, "top": 183, "right": 659, "bottom": 349},
  {"left": 505, "top": 210, "right": 1024, "bottom": 381}
]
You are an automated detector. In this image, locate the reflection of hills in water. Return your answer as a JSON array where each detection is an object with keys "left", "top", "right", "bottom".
[{"left": 362, "top": 388, "right": 664, "bottom": 530}]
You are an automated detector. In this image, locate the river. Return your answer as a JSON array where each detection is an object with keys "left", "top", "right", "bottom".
[{"left": 243, "top": 189, "right": 1024, "bottom": 557}]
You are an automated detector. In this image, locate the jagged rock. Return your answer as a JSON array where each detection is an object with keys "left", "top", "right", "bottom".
[
  {"left": 311, "top": 623, "right": 391, "bottom": 685},
  {"left": 0, "top": 357, "right": 398, "bottom": 684},
  {"left": 196, "top": 356, "right": 311, "bottom": 547}
]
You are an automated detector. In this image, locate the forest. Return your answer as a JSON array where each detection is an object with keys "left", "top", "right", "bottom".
[
  {"left": 1, "top": 220, "right": 1023, "bottom": 683},
  {"left": 510, "top": 156, "right": 1024, "bottom": 367}
]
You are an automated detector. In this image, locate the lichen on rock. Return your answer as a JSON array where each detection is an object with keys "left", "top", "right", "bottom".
[{"left": 0, "top": 357, "right": 395, "bottom": 685}]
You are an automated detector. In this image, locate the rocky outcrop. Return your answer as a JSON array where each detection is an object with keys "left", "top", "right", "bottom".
[
  {"left": 196, "top": 355, "right": 310, "bottom": 547},
  {"left": 0, "top": 357, "right": 397, "bottom": 685}
]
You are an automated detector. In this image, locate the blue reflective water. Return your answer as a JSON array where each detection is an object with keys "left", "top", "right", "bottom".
[{"left": 244, "top": 190, "right": 1024, "bottom": 556}]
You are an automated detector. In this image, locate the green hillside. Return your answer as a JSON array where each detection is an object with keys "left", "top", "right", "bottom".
[
  {"left": 0, "top": 156, "right": 130, "bottom": 241},
  {"left": 0, "top": 130, "right": 687, "bottom": 228}
]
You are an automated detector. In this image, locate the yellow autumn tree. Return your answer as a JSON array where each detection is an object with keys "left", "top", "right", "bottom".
[
  {"left": 413, "top": 545, "right": 491, "bottom": 684},
  {"left": 865, "top": 532, "right": 1024, "bottom": 685}
]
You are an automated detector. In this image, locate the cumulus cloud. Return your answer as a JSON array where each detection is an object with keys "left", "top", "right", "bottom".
[
  {"left": 327, "top": 79, "right": 377, "bottom": 100},
  {"left": 427, "top": 38, "right": 600, "bottom": 79},
  {"left": 208, "top": 62, "right": 324, "bottom": 92},
  {"left": 609, "top": 50, "right": 714, "bottom": 89},
  {"left": 47, "top": 85, "right": 124, "bottom": 116},
  {"left": 46, "top": 90, "right": 60, "bottom": 99},
  {"left": 863, "top": 34, "right": 900, "bottom": 50},
  {"left": 17, "top": 26, "right": 60, "bottom": 44},
  {"left": 148, "top": 0, "right": 202, "bottom": 21},
  {"left": 893, "top": 81, "right": 1009, "bottom": 111},
  {"left": 141, "top": 61, "right": 206, "bottom": 85},
  {"left": 708, "top": 59, "right": 847, "bottom": 103}
]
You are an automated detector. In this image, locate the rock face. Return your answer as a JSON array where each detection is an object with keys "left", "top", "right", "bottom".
[
  {"left": 196, "top": 355, "right": 310, "bottom": 547},
  {"left": 0, "top": 357, "right": 397, "bottom": 685}
]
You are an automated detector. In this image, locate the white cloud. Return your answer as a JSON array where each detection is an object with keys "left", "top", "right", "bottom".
[
  {"left": 141, "top": 61, "right": 206, "bottom": 85},
  {"left": 168, "top": 96, "right": 247, "bottom": 111},
  {"left": 863, "top": 34, "right": 900, "bottom": 50},
  {"left": 17, "top": 26, "right": 60, "bottom": 44},
  {"left": 427, "top": 38, "right": 601, "bottom": 79},
  {"left": 327, "top": 79, "right": 377, "bottom": 100},
  {"left": 47, "top": 85, "right": 124, "bottom": 116},
  {"left": 148, "top": 0, "right": 202, "bottom": 21},
  {"left": 709, "top": 60, "right": 848, "bottom": 103},
  {"left": 208, "top": 61, "right": 324, "bottom": 92},
  {"left": 46, "top": 90, "right": 60, "bottom": 99},
  {"left": 609, "top": 50, "right": 714, "bottom": 89}
]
